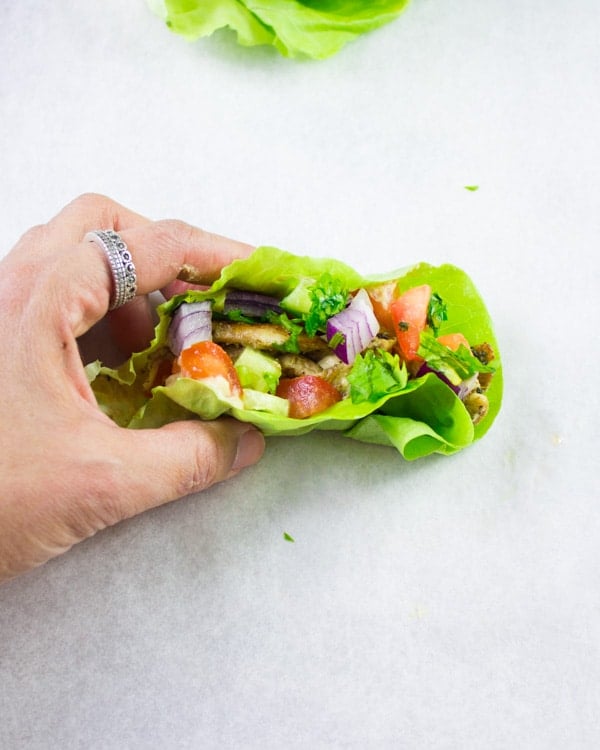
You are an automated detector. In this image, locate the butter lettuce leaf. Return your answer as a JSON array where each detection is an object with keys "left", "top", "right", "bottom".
[
  {"left": 88, "top": 247, "right": 503, "bottom": 461},
  {"left": 152, "top": 0, "right": 411, "bottom": 59}
]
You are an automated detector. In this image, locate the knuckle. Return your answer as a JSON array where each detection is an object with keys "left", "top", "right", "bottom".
[
  {"left": 155, "top": 218, "right": 203, "bottom": 250},
  {"left": 61, "top": 460, "right": 126, "bottom": 536},
  {"left": 70, "top": 192, "right": 112, "bottom": 213},
  {"left": 18, "top": 222, "right": 50, "bottom": 248},
  {"left": 180, "top": 426, "right": 226, "bottom": 494},
  {"left": 63, "top": 193, "right": 118, "bottom": 233}
]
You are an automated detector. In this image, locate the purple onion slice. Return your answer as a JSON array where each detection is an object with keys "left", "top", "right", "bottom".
[
  {"left": 223, "top": 290, "right": 283, "bottom": 318},
  {"left": 415, "top": 364, "right": 478, "bottom": 400},
  {"left": 416, "top": 363, "right": 460, "bottom": 394},
  {"left": 168, "top": 301, "right": 212, "bottom": 355},
  {"left": 326, "top": 289, "right": 379, "bottom": 364}
]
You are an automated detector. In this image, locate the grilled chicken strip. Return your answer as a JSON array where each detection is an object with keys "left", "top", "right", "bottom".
[
  {"left": 471, "top": 342, "right": 495, "bottom": 391},
  {"left": 212, "top": 321, "right": 329, "bottom": 356},
  {"left": 279, "top": 354, "right": 323, "bottom": 378},
  {"left": 463, "top": 390, "right": 489, "bottom": 424}
]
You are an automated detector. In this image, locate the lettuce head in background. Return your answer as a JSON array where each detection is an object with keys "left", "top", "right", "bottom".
[
  {"left": 147, "top": 0, "right": 411, "bottom": 59},
  {"left": 87, "top": 248, "right": 502, "bottom": 462}
]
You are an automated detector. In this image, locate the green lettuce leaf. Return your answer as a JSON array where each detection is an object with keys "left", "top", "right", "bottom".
[
  {"left": 88, "top": 247, "right": 503, "bottom": 461},
  {"left": 152, "top": 0, "right": 411, "bottom": 59}
]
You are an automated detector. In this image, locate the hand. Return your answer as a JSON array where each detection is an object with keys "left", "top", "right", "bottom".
[{"left": 0, "top": 194, "right": 265, "bottom": 582}]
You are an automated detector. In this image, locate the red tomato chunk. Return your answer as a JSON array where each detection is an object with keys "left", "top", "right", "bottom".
[
  {"left": 276, "top": 375, "right": 342, "bottom": 419},
  {"left": 178, "top": 341, "right": 242, "bottom": 397},
  {"left": 437, "top": 333, "right": 470, "bottom": 351},
  {"left": 390, "top": 284, "right": 432, "bottom": 362}
]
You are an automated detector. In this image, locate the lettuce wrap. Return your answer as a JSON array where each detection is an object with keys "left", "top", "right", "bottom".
[
  {"left": 87, "top": 247, "right": 502, "bottom": 461},
  {"left": 148, "top": 0, "right": 411, "bottom": 59}
]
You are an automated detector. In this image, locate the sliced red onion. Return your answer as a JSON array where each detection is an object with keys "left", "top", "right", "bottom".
[
  {"left": 416, "top": 363, "right": 460, "bottom": 394},
  {"left": 224, "top": 290, "right": 283, "bottom": 318},
  {"left": 168, "top": 301, "right": 212, "bottom": 355},
  {"left": 416, "top": 364, "right": 478, "bottom": 400},
  {"left": 326, "top": 288, "right": 379, "bottom": 364},
  {"left": 457, "top": 374, "right": 479, "bottom": 400}
]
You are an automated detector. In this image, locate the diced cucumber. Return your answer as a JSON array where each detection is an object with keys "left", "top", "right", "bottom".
[
  {"left": 280, "top": 277, "right": 316, "bottom": 315},
  {"left": 234, "top": 347, "right": 281, "bottom": 393}
]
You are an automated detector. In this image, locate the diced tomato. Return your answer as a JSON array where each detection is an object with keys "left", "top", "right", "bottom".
[
  {"left": 367, "top": 281, "right": 399, "bottom": 334},
  {"left": 437, "top": 333, "right": 470, "bottom": 351},
  {"left": 390, "top": 284, "right": 432, "bottom": 362},
  {"left": 178, "top": 341, "right": 242, "bottom": 396},
  {"left": 276, "top": 375, "right": 342, "bottom": 419}
]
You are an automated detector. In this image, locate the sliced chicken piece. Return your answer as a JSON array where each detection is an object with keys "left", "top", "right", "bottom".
[
  {"left": 279, "top": 354, "right": 323, "bottom": 378},
  {"left": 366, "top": 335, "right": 396, "bottom": 353},
  {"left": 463, "top": 390, "right": 489, "bottom": 424},
  {"left": 320, "top": 363, "right": 352, "bottom": 398},
  {"left": 471, "top": 342, "right": 495, "bottom": 391},
  {"left": 471, "top": 341, "right": 495, "bottom": 364},
  {"left": 212, "top": 321, "right": 328, "bottom": 355}
]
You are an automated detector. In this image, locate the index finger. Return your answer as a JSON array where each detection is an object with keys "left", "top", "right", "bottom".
[
  {"left": 7, "top": 193, "right": 255, "bottom": 337},
  {"left": 68, "top": 208, "right": 252, "bottom": 334},
  {"left": 116, "top": 219, "right": 254, "bottom": 294},
  {"left": 14, "top": 193, "right": 152, "bottom": 261},
  {"left": 62, "top": 193, "right": 254, "bottom": 287},
  {"left": 91, "top": 220, "right": 254, "bottom": 350}
]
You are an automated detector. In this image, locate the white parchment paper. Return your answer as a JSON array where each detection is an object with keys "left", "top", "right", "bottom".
[{"left": 1, "top": 1, "right": 599, "bottom": 747}]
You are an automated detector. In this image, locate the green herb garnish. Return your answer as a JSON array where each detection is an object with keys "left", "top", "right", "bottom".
[
  {"left": 348, "top": 349, "right": 408, "bottom": 404},
  {"left": 427, "top": 292, "right": 448, "bottom": 335},
  {"left": 220, "top": 308, "right": 258, "bottom": 324},
  {"left": 266, "top": 311, "right": 304, "bottom": 353},
  {"left": 418, "top": 333, "right": 495, "bottom": 385},
  {"left": 283, "top": 532, "right": 295, "bottom": 543},
  {"left": 328, "top": 331, "right": 346, "bottom": 349},
  {"left": 303, "top": 273, "right": 348, "bottom": 336}
]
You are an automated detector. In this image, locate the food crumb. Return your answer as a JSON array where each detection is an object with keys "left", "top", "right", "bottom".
[
  {"left": 551, "top": 434, "right": 563, "bottom": 446},
  {"left": 283, "top": 532, "right": 295, "bottom": 542},
  {"left": 464, "top": 185, "right": 479, "bottom": 191}
]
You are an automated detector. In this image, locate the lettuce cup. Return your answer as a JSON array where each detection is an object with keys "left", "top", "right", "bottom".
[{"left": 87, "top": 247, "right": 502, "bottom": 461}]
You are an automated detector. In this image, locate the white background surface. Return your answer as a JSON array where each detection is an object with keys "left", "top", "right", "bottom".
[{"left": 1, "top": 1, "right": 599, "bottom": 748}]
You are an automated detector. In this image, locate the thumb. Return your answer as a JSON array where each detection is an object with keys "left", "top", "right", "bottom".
[{"left": 105, "top": 418, "right": 265, "bottom": 521}]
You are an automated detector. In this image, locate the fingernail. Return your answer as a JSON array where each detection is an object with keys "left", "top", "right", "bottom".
[{"left": 232, "top": 428, "right": 265, "bottom": 472}]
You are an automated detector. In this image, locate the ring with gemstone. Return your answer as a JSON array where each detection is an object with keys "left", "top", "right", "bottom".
[{"left": 85, "top": 229, "right": 137, "bottom": 310}]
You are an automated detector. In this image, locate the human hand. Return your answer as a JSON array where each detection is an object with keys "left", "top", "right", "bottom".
[{"left": 0, "top": 194, "right": 265, "bottom": 582}]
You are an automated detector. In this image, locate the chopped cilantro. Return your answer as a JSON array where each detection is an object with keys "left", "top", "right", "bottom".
[
  {"left": 266, "top": 311, "right": 303, "bottom": 353},
  {"left": 283, "top": 532, "right": 295, "bottom": 542},
  {"left": 302, "top": 273, "right": 348, "bottom": 336},
  {"left": 464, "top": 185, "right": 479, "bottom": 191},
  {"left": 418, "top": 332, "right": 495, "bottom": 385},
  {"left": 347, "top": 349, "right": 408, "bottom": 404},
  {"left": 427, "top": 292, "right": 448, "bottom": 334},
  {"left": 220, "top": 308, "right": 258, "bottom": 324},
  {"left": 328, "top": 331, "right": 346, "bottom": 349}
]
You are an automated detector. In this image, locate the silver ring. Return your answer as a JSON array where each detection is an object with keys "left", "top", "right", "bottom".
[{"left": 85, "top": 229, "right": 137, "bottom": 310}]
